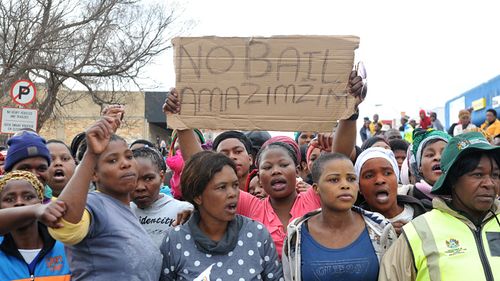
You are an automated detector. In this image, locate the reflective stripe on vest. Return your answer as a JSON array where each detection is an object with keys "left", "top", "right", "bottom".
[{"left": 403, "top": 209, "right": 500, "bottom": 281}]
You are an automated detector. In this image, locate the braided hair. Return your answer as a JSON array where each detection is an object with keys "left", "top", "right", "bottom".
[{"left": 0, "top": 171, "right": 45, "bottom": 201}]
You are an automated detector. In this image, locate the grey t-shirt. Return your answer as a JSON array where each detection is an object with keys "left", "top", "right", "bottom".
[
  {"left": 131, "top": 194, "right": 193, "bottom": 248},
  {"left": 67, "top": 192, "right": 162, "bottom": 281},
  {"left": 160, "top": 215, "right": 283, "bottom": 281}
]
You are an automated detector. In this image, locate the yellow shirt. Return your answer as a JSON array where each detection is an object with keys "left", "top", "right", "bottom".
[
  {"left": 48, "top": 210, "right": 91, "bottom": 245},
  {"left": 481, "top": 119, "right": 500, "bottom": 138}
]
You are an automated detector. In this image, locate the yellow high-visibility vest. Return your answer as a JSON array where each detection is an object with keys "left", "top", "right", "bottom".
[{"left": 404, "top": 208, "right": 500, "bottom": 281}]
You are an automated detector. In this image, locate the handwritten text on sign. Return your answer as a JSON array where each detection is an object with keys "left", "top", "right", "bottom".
[{"left": 169, "top": 36, "right": 360, "bottom": 131}]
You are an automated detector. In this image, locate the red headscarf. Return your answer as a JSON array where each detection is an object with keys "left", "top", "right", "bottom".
[
  {"left": 244, "top": 169, "right": 259, "bottom": 193},
  {"left": 261, "top": 136, "right": 301, "bottom": 164}
]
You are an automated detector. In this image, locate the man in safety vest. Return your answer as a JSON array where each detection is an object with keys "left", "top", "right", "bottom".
[{"left": 379, "top": 132, "right": 500, "bottom": 281}]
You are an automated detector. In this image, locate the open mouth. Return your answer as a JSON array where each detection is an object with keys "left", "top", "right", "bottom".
[
  {"left": 225, "top": 202, "right": 237, "bottom": 213},
  {"left": 53, "top": 169, "right": 65, "bottom": 180},
  {"left": 375, "top": 190, "right": 390, "bottom": 204},
  {"left": 270, "top": 178, "right": 287, "bottom": 191},
  {"left": 431, "top": 164, "right": 441, "bottom": 172}
]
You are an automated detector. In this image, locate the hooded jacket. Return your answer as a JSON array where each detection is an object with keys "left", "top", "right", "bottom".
[
  {"left": 419, "top": 110, "right": 432, "bottom": 130},
  {"left": 282, "top": 206, "right": 397, "bottom": 281}
]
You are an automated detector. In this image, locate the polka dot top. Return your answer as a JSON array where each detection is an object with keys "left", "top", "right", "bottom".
[{"left": 159, "top": 215, "right": 284, "bottom": 281}]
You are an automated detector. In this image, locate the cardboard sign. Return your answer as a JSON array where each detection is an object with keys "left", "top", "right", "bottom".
[
  {"left": 169, "top": 36, "right": 360, "bottom": 131},
  {"left": 1, "top": 107, "right": 38, "bottom": 134}
]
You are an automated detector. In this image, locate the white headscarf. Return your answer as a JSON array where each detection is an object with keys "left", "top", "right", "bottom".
[{"left": 354, "top": 147, "right": 400, "bottom": 182}]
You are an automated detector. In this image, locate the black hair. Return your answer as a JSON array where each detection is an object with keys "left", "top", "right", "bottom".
[
  {"left": 444, "top": 150, "right": 500, "bottom": 195},
  {"left": 244, "top": 131, "right": 271, "bottom": 160},
  {"left": 299, "top": 144, "right": 308, "bottom": 164},
  {"left": 109, "top": 134, "right": 126, "bottom": 144},
  {"left": 487, "top": 108, "right": 498, "bottom": 118},
  {"left": 389, "top": 139, "right": 409, "bottom": 153},
  {"left": 86, "top": 134, "right": 126, "bottom": 163},
  {"left": 256, "top": 142, "right": 299, "bottom": 168},
  {"left": 130, "top": 139, "right": 156, "bottom": 149},
  {"left": 181, "top": 151, "right": 236, "bottom": 208},
  {"left": 70, "top": 132, "right": 86, "bottom": 159},
  {"left": 76, "top": 139, "right": 87, "bottom": 163},
  {"left": 361, "top": 136, "right": 389, "bottom": 151},
  {"left": 47, "top": 139, "right": 71, "bottom": 152},
  {"left": 421, "top": 139, "right": 445, "bottom": 155},
  {"left": 47, "top": 139, "right": 75, "bottom": 163},
  {"left": 213, "top": 131, "right": 253, "bottom": 155},
  {"left": 132, "top": 147, "right": 167, "bottom": 172},
  {"left": 352, "top": 145, "right": 363, "bottom": 164},
  {"left": 311, "top": 153, "right": 351, "bottom": 183}
]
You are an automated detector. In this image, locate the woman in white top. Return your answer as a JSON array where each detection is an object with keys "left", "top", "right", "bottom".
[{"left": 453, "top": 109, "right": 477, "bottom": 136}]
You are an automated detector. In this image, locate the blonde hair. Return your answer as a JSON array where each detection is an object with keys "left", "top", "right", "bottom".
[
  {"left": 0, "top": 171, "right": 45, "bottom": 201},
  {"left": 458, "top": 109, "right": 470, "bottom": 119}
]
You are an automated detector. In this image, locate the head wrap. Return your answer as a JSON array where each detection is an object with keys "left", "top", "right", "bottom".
[
  {"left": 412, "top": 129, "right": 451, "bottom": 168},
  {"left": 294, "top": 132, "right": 301, "bottom": 143},
  {"left": 354, "top": 147, "right": 400, "bottom": 182},
  {"left": 0, "top": 170, "right": 45, "bottom": 201},
  {"left": 262, "top": 136, "right": 301, "bottom": 164},
  {"left": 244, "top": 169, "right": 259, "bottom": 193},
  {"left": 306, "top": 144, "right": 318, "bottom": 166}
]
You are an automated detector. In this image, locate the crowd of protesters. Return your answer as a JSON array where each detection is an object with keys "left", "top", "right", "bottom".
[{"left": 0, "top": 68, "right": 499, "bottom": 281}]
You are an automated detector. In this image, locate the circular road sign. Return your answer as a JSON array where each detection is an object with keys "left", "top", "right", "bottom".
[{"left": 10, "top": 80, "right": 37, "bottom": 106}]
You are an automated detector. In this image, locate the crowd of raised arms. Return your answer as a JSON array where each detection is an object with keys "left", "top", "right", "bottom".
[{"left": 0, "top": 70, "right": 499, "bottom": 281}]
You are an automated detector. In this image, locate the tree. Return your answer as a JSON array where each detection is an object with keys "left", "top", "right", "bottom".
[{"left": 0, "top": 0, "right": 190, "bottom": 130}]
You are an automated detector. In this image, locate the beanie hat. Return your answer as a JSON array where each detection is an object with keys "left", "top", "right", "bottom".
[
  {"left": 412, "top": 128, "right": 450, "bottom": 168},
  {"left": 4, "top": 132, "right": 51, "bottom": 172}
]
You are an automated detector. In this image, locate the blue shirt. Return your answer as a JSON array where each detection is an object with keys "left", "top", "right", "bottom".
[
  {"left": 300, "top": 224, "right": 379, "bottom": 281},
  {"left": 159, "top": 185, "right": 173, "bottom": 197}
]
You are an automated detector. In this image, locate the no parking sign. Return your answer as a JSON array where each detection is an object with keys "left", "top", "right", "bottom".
[{"left": 10, "top": 80, "right": 37, "bottom": 106}]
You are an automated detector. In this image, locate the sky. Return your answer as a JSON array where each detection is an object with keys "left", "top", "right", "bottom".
[{"left": 142, "top": 0, "right": 500, "bottom": 128}]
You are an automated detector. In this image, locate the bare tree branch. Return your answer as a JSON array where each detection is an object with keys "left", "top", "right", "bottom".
[{"left": 0, "top": 0, "right": 190, "bottom": 131}]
